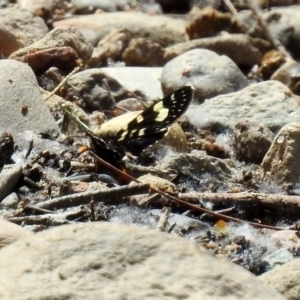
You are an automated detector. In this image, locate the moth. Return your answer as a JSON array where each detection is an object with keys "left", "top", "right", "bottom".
[{"left": 60, "top": 86, "right": 193, "bottom": 168}]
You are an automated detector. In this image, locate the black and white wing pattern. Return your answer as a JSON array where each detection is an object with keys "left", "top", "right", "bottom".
[
  {"left": 115, "top": 86, "right": 193, "bottom": 153},
  {"left": 60, "top": 86, "right": 193, "bottom": 166}
]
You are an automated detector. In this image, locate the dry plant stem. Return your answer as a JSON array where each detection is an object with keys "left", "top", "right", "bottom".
[
  {"left": 156, "top": 207, "right": 171, "bottom": 231},
  {"left": 180, "top": 192, "right": 300, "bottom": 218},
  {"left": 90, "top": 199, "right": 95, "bottom": 221},
  {"left": 167, "top": 222, "right": 176, "bottom": 233},
  {"left": 35, "top": 183, "right": 150, "bottom": 210},
  {"left": 8, "top": 206, "right": 85, "bottom": 226},
  {"left": 249, "top": 2, "right": 292, "bottom": 59},
  {"left": 103, "top": 79, "right": 130, "bottom": 113},
  {"left": 23, "top": 176, "right": 42, "bottom": 190},
  {"left": 59, "top": 160, "right": 95, "bottom": 171},
  {"left": 25, "top": 205, "right": 56, "bottom": 214},
  {"left": 222, "top": 0, "right": 239, "bottom": 16},
  {"left": 44, "top": 66, "right": 81, "bottom": 102},
  {"left": 135, "top": 193, "right": 161, "bottom": 206},
  {"left": 89, "top": 151, "right": 285, "bottom": 231},
  {"left": 102, "top": 79, "right": 117, "bottom": 105},
  {"left": 25, "top": 139, "right": 33, "bottom": 159}
]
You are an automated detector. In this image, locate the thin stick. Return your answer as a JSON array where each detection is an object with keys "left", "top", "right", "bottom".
[
  {"left": 103, "top": 79, "right": 132, "bottom": 113},
  {"left": 44, "top": 66, "right": 81, "bottom": 102},
  {"left": 25, "top": 205, "right": 56, "bottom": 214},
  {"left": 35, "top": 183, "right": 150, "bottom": 210},
  {"left": 90, "top": 199, "right": 95, "bottom": 221},
  {"left": 167, "top": 222, "right": 176, "bottom": 233},
  {"left": 156, "top": 207, "right": 171, "bottom": 231},
  {"left": 222, "top": 0, "right": 239, "bottom": 16},
  {"left": 23, "top": 176, "right": 42, "bottom": 190},
  {"left": 102, "top": 79, "right": 116, "bottom": 105},
  {"left": 24, "top": 140, "right": 33, "bottom": 159}
]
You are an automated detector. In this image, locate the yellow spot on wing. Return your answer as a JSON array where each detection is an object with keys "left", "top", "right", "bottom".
[
  {"left": 137, "top": 128, "right": 146, "bottom": 136},
  {"left": 153, "top": 101, "right": 164, "bottom": 111},
  {"left": 154, "top": 107, "right": 169, "bottom": 122},
  {"left": 136, "top": 115, "right": 144, "bottom": 123},
  {"left": 118, "top": 130, "right": 128, "bottom": 141}
]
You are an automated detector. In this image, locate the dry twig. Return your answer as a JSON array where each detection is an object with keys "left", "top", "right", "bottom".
[
  {"left": 8, "top": 206, "right": 86, "bottom": 226},
  {"left": 179, "top": 192, "right": 300, "bottom": 219},
  {"left": 44, "top": 66, "right": 81, "bottom": 102},
  {"left": 35, "top": 183, "right": 149, "bottom": 210},
  {"left": 156, "top": 207, "right": 171, "bottom": 231}
]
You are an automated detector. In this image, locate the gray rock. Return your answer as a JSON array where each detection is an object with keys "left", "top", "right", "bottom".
[
  {"left": 233, "top": 119, "right": 274, "bottom": 164},
  {"left": 0, "top": 164, "right": 22, "bottom": 201},
  {"left": 186, "top": 80, "right": 300, "bottom": 132},
  {"left": 53, "top": 12, "right": 187, "bottom": 46},
  {"left": 0, "top": 222, "right": 285, "bottom": 300},
  {"left": 161, "top": 48, "right": 248, "bottom": 102},
  {"left": 271, "top": 230, "right": 300, "bottom": 249},
  {"left": 0, "top": 59, "right": 60, "bottom": 137},
  {"left": 260, "top": 258, "right": 300, "bottom": 300},
  {"left": 100, "top": 67, "right": 163, "bottom": 101},
  {"left": 67, "top": 68, "right": 134, "bottom": 110},
  {"left": 0, "top": 6, "right": 48, "bottom": 46},
  {"left": 264, "top": 6, "right": 300, "bottom": 58},
  {"left": 263, "top": 248, "right": 294, "bottom": 270},
  {"left": 0, "top": 219, "right": 32, "bottom": 249},
  {"left": 0, "top": 192, "right": 19, "bottom": 208},
  {"left": 159, "top": 150, "right": 234, "bottom": 181},
  {"left": 261, "top": 122, "right": 300, "bottom": 184}
]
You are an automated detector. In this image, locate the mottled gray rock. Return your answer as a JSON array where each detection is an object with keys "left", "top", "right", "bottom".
[
  {"left": 260, "top": 258, "right": 300, "bottom": 300},
  {"left": 233, "top": 119, "right": 274, "bottom": 164},
  {"left": 0, "top": 59, "right": 60, "bottom": 136},
  {"left": 67, "top": 68, "right": 135, "bottom": 110},
  {"left": 263, "top": 248, "right": 294, "bottom": 270},
  {"left": 186, "top": 80, "right": 300, "bottom": 132},
  {"left": 0, "top": 222, "right": 285, "bottom": 300},
  {"left": 271, "top": 230, "right": 300, "bottom": 249},
  {"left": 161, "top": 48, "right": 248, "bottom": 102},
  {"left": 0, "top": 219, "right": 32, "bottom": 249},
  {"left": 0, "top": 192, "right": 19, "bottom": 209},
  {"left": 0, "top": 6, "right": 48, "bottom": 46},
  {"left": 0, "top": 164, "right": 22, "bottom": 201},
  {"left": 159, "top": 150, "right": 234, "bottom": 181},
  {"left": 261, "top": 122, "right": 300, "bottom": 184},
  {"left": 54, "top": 12, "right": 187, "bottom": 46},
  {"left": 264, "top": 6, "right": 300, "bottom": 58}
]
